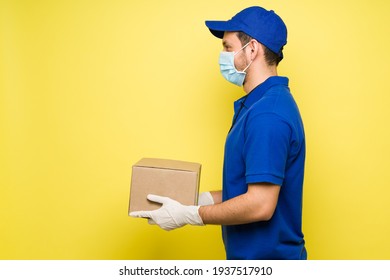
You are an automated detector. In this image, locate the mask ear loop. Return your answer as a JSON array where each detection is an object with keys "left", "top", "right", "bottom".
[
  {"left": 242, "top": 59, "right": 253, "bottom": 72},
  {"left": 243, "top": 40, "right": 257, "bottom": 72},
  {"left": 233, "top": 42, "right": 251, "bottom": 56},
  {"left": 235, "top": 41, "right": 253, "bottom": 73}
]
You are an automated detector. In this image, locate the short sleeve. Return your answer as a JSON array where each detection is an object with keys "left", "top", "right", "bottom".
[{"left": 243, "top": 113, "right": 291, "bottom": 186}]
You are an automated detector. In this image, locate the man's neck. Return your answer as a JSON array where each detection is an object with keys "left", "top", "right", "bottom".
[{"left": 243, "top": 66, "right": 278, "bottom": 94}]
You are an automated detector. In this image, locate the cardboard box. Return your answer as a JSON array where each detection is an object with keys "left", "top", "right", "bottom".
[{"left": 128, "top": 158, "right": 201, "bottom": 213}]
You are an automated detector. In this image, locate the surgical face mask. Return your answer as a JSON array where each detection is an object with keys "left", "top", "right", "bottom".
[{"left": 219, "top": 42, "right": 252, "bottom": 86}]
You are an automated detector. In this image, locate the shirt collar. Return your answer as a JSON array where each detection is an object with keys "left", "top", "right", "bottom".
[{"left": 234, "top": 76, "right": 289, "bottom": 112}]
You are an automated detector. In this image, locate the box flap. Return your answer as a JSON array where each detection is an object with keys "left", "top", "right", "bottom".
[{"left": 134, "top": 158, "right": 201, "bottom": 172}]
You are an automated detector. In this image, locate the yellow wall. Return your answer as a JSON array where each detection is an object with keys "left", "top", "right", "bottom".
[{"left": 1, "top": 0, "right": 390, "bottom": 260}]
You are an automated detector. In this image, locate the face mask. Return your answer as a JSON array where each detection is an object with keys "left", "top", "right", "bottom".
[{"left": 219, "top": 42, "right": 252, "bottom": 86}]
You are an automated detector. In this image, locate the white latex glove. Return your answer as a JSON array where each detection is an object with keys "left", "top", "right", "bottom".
[
  {"left": 198, "top": 192, "right": 215, "bottom": 206},
  {"left": 130, "top": 194, "right": 204, "bottom": 231}
]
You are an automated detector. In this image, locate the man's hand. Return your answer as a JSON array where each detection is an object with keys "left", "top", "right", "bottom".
[
  {"left": 130, "top": 194, "right": 204, "bottom": 231},
  {"left": 198, "top": 192, "right": 215, "bottom": 206}
]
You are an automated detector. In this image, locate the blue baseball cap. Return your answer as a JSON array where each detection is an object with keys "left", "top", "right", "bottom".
[{"left": 205, "top": 6, "right": 287, "bottom": 59}]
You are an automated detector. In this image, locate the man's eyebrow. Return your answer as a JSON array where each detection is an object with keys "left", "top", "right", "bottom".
[{"left": 222, "top": 40, "right": 230, "bottom": 47}]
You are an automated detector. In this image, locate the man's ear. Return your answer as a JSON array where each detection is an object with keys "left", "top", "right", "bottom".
[{"left": 249, "top": 39, "right": 262, "bottom": 60}]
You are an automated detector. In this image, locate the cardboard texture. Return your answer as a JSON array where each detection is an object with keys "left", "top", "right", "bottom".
[{"left": 128, "top": 158, "right": 201, "bottom": 213}]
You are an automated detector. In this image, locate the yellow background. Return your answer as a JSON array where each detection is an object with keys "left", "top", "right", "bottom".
[{"left": 1, "top": 0, "right": 390, "bottom": 260}]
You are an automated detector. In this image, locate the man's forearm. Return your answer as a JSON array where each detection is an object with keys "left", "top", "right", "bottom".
[
  {"left": 199, "top": 193, "right": 262, "bottom": 225},
  {"left": 210, "top": 190, "right": 222, "bottom": 204},
  {"left": 199, "top": 184, "right": 280, "bottom": 226}
]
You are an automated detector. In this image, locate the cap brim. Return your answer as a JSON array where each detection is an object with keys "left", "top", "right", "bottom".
[{"left": 205, "top": 20, "right": 241, "bottom": 39}]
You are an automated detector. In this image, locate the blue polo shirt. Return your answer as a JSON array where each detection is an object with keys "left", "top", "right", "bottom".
[{"left": 222, "top": 76, "right": 306, "bottom": 260}]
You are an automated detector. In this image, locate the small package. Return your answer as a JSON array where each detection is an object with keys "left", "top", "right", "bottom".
[{"left": 128, "top": 158, "right": 201, "bottom": 213}]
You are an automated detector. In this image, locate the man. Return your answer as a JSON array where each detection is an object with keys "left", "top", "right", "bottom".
[{"left": 131, "top": 6, "right": 307, "bottom": 260}]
